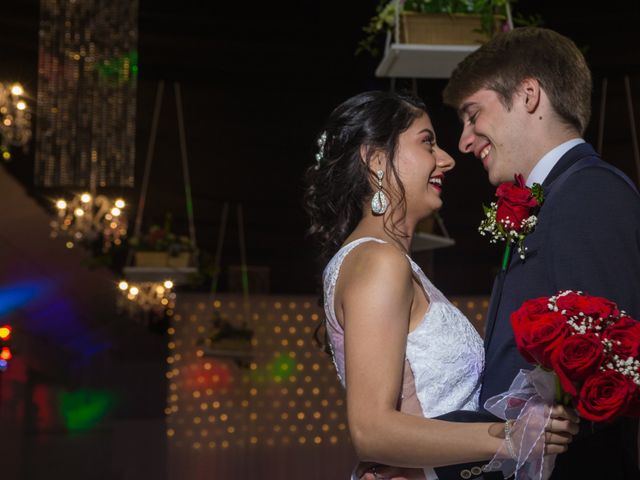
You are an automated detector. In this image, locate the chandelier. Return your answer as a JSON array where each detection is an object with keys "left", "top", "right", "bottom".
[
  {"left": 116, "top": 279, "right": 176, "bottom": 317},
  {"left": 50, "top": 192, "right": 128, "bottom": 251},
  {"left": 0, "top": 82, "right": 32, "bottom": 160}
]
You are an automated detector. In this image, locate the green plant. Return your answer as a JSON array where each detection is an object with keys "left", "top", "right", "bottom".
[{"left": 357, "top": 0, "right": 512, "bottom": 57}]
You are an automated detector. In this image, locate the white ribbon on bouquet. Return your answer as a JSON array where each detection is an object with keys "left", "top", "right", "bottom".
[{"left": 484, "top": 367, "right": 558, "bottom": 480}]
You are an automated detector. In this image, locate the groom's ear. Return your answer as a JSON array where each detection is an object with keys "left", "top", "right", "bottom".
[{"left": 520, "top": 78, "right": 541, "bottom": 113}]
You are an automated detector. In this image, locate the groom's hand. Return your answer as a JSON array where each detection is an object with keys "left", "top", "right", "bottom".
[
  {"left": 355, "top": 462, "right": 415, "bottom": 480},
  {"left": 545, "top": 404, "right": 580, "bottom": 454}
]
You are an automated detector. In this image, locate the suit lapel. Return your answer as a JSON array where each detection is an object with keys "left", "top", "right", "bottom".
[
  {"left": 484, "top": 269, "right": 506, "bottom": 349},
  {"left": 483, "top": 143, "right": 597, "bottom": 348}
]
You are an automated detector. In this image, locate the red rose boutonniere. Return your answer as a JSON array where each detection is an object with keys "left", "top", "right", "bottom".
[{"left": 479, "top": 174, "right": 544, "bottom": 269}]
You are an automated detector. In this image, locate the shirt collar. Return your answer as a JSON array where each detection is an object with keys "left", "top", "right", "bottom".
[{"left": 525, "top": 138, "right": 585, "bottom": 187}]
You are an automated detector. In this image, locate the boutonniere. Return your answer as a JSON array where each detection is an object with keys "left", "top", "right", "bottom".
[{"left": 479, "top": 174, "right": 544, "bottom": 269}]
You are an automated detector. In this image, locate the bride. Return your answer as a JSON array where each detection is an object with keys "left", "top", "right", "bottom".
[{"left": 304, "top": 91, "right": 578, "bottom": 479}]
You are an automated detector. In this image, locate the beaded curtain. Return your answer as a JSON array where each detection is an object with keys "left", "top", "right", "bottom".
[{"left": 35, "top": 0, "right": 138, "bottom": 188}]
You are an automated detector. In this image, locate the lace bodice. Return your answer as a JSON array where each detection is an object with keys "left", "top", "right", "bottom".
[{"left": 323, "top": 237, "right": 484, "bottom": 418}]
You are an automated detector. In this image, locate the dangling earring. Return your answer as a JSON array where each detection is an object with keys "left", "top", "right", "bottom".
[{"left": 371, "top": 170, "right": 388, "bottom": 215}]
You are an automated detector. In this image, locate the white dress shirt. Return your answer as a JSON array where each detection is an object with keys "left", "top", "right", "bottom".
[{"left": 525, "top": 138, "right": 585, "bottom": 187}]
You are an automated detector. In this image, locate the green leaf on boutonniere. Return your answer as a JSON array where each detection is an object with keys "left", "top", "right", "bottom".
[{"left": 531, "top": 183, "right": 544, "bottom": 205}]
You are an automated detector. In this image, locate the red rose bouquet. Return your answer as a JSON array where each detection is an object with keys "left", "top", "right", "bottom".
[
  {"left": 479, "top": 174, "right": 544, "bottom": 267},
  {"left": 511, "top": 289, "right": 640, "bottom": 421},
  {"left": 483, "top": 290, "right": 640, "bottom": 480}
]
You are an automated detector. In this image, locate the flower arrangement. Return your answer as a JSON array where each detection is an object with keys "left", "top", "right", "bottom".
[
  {"left": 483, "top": 290, "right": 640, "bottom": 479},
  {"left": 128, "top": 213, "right": 193, "bottom": 256},
  {"left": 479, "top": 174, "right": 543, "bottom": 264},
  {"left": 511, "top": 290, "right": 640, "bottom": 422},
  {"left": 357, "top": 0, "right": 511, "bottom": 56}
]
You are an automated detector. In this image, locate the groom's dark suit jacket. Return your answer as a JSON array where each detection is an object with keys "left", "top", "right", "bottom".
[{"left": 435, "top": 143, "right": 640, "bottom": 480}]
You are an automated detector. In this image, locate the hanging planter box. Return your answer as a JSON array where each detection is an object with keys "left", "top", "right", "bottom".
[
  {"left": 399, "top": 13, "right": 499, "bottom": 45},
  {"left": 134, "top": 251, "right": 191, "bottom": 268}
]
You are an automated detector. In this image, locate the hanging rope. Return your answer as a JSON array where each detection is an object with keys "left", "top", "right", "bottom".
[
  {"left": 624, "top": 76, "right": 640, "bottom": 185},
  {"left": 597, "top": 78, "right": 608, "bottom": 154},
  {"left": 237, "top": 204, "right": 249, "bottom": 298},
  {"left": 237, "top": 203, "right": 251, "bottom": 326},
  {"left": 133, "top": 81, "right": 164, "bottom": 240},
  {"left": 174, "top": 82, "right": 198, "bottom": 250},
  {"left": 128, "top": 80, "right": 199, "bottom": 267},
  {"left": 210, "top": 202, "right": 229, "bottom": 293}
]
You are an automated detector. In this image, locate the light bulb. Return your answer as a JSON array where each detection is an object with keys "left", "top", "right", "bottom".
[
  {"left": 115, "top": 199, "right": 125, "bottom": 208},
  {"left": 118, "top": 281, "right": 128, "bottom": 291},
  {"left": 80, "top": 193, "right": 91, "bottom": 203},
  {"left": 164, "top": 280, "right": 174, "bottom": 289},
  {"left": 56, "top": 199, "right": 67, "bottom": 210},
  {"left": 10, "top": 84, "right": 23, "bottom": 96}
]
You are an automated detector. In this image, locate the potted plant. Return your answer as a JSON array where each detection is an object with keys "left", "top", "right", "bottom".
[
  {"left": 128, "top": 213, "right": 194, "bottom": 268},
  {"left": 358, "top": 0, "right": 511, "bottom": 57}
]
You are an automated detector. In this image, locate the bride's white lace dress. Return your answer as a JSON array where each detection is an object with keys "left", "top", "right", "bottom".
[{"left": 323, "top": 237, "right": 485, "bottom": 479}]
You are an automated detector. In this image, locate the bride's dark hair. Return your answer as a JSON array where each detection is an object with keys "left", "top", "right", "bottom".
[
  {"left": 303, "top": 91, "right": 427, "bottom": 353},
  {"left": 303, "top": 90, "right": 427, "bottom": 266}
]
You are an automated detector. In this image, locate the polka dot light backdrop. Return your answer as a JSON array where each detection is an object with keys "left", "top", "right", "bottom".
[{"left": 166, "top": 293, "right": 489, "bottom": 479}]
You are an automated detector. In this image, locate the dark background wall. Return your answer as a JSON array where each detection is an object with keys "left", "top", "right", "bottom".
[{"left": 2, "top": 0, "right": 640, "bottom": 297}]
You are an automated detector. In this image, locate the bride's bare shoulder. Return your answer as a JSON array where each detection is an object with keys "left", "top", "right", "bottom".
[{"left": 339, "top": 240, "right": 411, "bottom": 287}]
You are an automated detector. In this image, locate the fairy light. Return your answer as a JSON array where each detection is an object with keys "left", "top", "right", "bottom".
[
  {"left": 0, "top": 82, "right": 31, "bottom": 157},
  {"left": 50, "top": 193, "right": 128, "bottom": 252},
  {"left": 117, "top": 279, "right": 176, "bottom": 319}
]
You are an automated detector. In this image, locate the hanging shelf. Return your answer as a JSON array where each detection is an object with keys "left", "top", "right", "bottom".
[
  {"left": 376, "top": 43, "right": 479, "bottom": 79},
  {"left": 375, "top": 2, "right": 510, "bottom": 79},
  {"left": 123, "top": 81, "right": 198, "bottom": 286}
]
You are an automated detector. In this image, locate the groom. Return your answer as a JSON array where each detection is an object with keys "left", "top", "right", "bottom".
[{"left": 435, "top": 27, "right": 640, "bottom": 480}]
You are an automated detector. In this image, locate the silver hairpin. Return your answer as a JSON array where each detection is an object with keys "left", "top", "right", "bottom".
[{"left": 314, "top": 131, "right": 327, "bottom": 170}]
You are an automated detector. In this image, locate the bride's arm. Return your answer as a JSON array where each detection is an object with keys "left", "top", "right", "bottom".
[{"left": 339, "top": 244, "right": 505, "bottom": 468}]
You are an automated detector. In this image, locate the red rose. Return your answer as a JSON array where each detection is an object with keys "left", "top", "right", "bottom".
[
  {"left": 602, "top": 316, "right": 640, "bottom": 359},
  {"left": 576, "top": 369, "right": 637, "bottom": 422},
  {"left": 555, "top": 292, "right": 620, "bottom": 320},
  {"left": 511, "top": 301, "right": 570, "bottom": 368},
  {"left": 512, "top": 296, "right": 550, "bottom": 320},
  {"left": 495, "top": 174, "right": 539, "bottom": 233},
  {"left": 551, "top": 334, "right": 605, "bottom": 396}
]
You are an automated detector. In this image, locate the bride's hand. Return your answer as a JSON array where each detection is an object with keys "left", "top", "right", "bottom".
[{"left": 544, "top": 404, "right": 580, "bottom": 454}]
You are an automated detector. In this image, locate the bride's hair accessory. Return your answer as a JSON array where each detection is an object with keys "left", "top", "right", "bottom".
[
  {"left": 314, "top": 131, "right": 327, "bottom": 170},
  {"left": 371, "top": 169, "right": 388, "bottom": 215}
]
